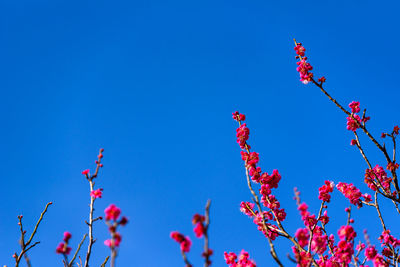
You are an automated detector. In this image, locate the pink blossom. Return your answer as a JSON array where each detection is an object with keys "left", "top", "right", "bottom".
[
  {"left": 346, "top": 114, "right": 361, "bottom": 131},
  {"left": 224, "top": 250, "right": 256, "bottom": 267},
  {"left": 334, "top": 240, "right": 354, "bottom": 264},
  {"left": 296, "top": 58, "right": 314, "bottom": 84},
  {"left": 81, "top": 169, "right": 90, "bottom": 175},
  {"left": 240, "top": 202, "right": 255, "bottom": 217},
  {"left": 349, "top": 101, "right": 361, "bottom": 113},
  {"left": 294, "top": 44, "right": 306, "bottom": 57},
  {"left": 224, "top": 252, "right": 237, "bottom": 264},
  {"left": 63, "top": 231, "right": 72, "bottom": 242},
  {"left": 241, "top": 151, "right": 259, "bottom": 167},
  {"left": 337, "top": 182, "right": 363, "bottom": 207},
  {"left": 365, "top": 165, "right": 392, "bottom": 191},
  {"left": 104, "top": 233, "right": 121, "bottom": 248},
  {"left": 193, "top": 222, "right": 205, "bottom": 238},
  {"left": 232, "top": 111, "right": 246, "bottom": 122},
  {"left": 295, "top": 228, "right": 309, "bottom": 247},
  {"left": 379, "top": 230, "right": 400, "bottom": 248},
  {"left": 56, "top": 232, "right": 72, "bottom": 255},
  {"left": 311, "top": 230, "right": 327, "bottom": 254},
  {"left": 373, "top": 254, "right": 389, "bottom": 267},
  {"left": 56, "top": 242, "right": 71, "bottom": 255},
  {"left": 90, "top": 188, "right": 103, "bottom": 199},
  {"left": 180, "top": 237, "right": 192, "bottom": 252},
  {"left": 104, "top": 204, "right": 121, "bottom": 221},
  {"left": 170, "top": 231, "right": 191, "bottom": 252},
  {"left": 318, "top": 180, "right": 334, "bottom": 202},
  {"left": 236, "top": 124, "right": 250, "bottom": 149},
  {"left": 338, "top": 225, "right": 357, "bottom": 241},
  {"left": 365, "top": 246, "right": 377, "bottom": 260}
]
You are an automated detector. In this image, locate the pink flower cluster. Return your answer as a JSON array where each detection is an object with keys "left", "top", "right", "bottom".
[
  {"left": 333, "top": 239, "right": 354, "bottom": 264},
  {"left": 346, "top": 101, "right": 369, "bottom": 131},
  {"left": 337, "top": 182, "right": 370, "bottom": 207},
  {"left": 294, "top": 43, "right": 313, "bottom": 84},
  {"left": 90, "top": 188, "right": 103, "bottom": 199},
  {"left": 233, "top": 111, "right": 285, "bottom": 239},
  {"left": 365, "top": 165, "right": 392, "bottom": 192},
  {"left": 338, "top": 225, "right": 356, "bottom": 241},
  {"left": 318, "top": 180, "right": 334, "bottom": 202},
  {"left": 224, "top": 250, "right": 256, "bottom": 267},
  {"left": 56, "top": 231, "right": 72, "bottom": 255},
  {"left": 192, "top": 213, "right": 205, "bottom": 238},
  {"left": 379, "top": 230, "right": 400, "bottom": 248},
  {"left": 192, "top": 213, "right": 213, "bottom": 264},
  {"left": 104, "top": 204, "right": 128, "bottom": 248},
  {"left": 170, "top": 231, "right": 192, "bottom": 253}
]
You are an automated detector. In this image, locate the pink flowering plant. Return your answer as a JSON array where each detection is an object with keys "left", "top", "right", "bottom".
[
  {"left": 172, "top": 40, "right": 400, "bottom": 267},
  {"left": 7, "top": 40, "right": 400, "bottom": 267},
  {"left": 11, "top": 149, "right": 128, "bottom": 267},
  {"left": 215, "top": 40, "right": 400, "bottom": 267}
]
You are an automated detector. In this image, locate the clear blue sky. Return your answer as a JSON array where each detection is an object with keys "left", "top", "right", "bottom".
[{"left": 1, "top": 0, "right": 400, "bottom": 266}]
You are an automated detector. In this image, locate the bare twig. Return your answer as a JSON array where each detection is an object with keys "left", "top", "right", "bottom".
[
  {"left": 374, "top": 192, "right": 387, "bottom": 231},
  {"left": 14, "top": 202, "right": 52, "bottom": 267},
  {"left": 180, "top": 250, "right": 192, "bottom": 267},
  {"left": 100, "top": 256, "right": 110, "bottom": 267},
  {"left": 69, "top": 234, "right": 87, "bottom": 267}
]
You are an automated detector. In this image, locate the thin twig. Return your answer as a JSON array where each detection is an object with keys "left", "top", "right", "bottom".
[
  {"left": 180, "top": 250, "right": 192, "bottom": 267},
  {"left": 374, "top": 192, "right": 387, "bottom": 231},
  {"left": 203, "top": 200, "right": 211, "bottom": 267},
  {"left": 25, "top": 202, "right": 52, "bottom": 247},
  {"left": 69, "top": 234, "right": 87, "bottom": 267},
  {"left": 15, "top": 202, "right": 52, "bottom": 267},
  {"left": 100, "top": 256, "right": 110, "bottom": 267},
  {"left": 84, "top": 179, "right": 96, "bottom": 267}
]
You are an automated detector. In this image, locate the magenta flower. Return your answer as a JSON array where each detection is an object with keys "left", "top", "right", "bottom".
[
  {"left": 90, "top": 188, "right": 103, "bottom": 199},
  {"left": 105, "top": 204, "right": 121, "bottom": 221}
]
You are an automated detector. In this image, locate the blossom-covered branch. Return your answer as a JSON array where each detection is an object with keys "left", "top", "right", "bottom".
[{"left": 82, "top": 148, "right": 105, "bottom": 267}]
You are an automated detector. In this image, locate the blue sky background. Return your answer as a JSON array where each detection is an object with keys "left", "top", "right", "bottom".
[{"left": 1, "top": 0, "right": 400, "bottom": 266}]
